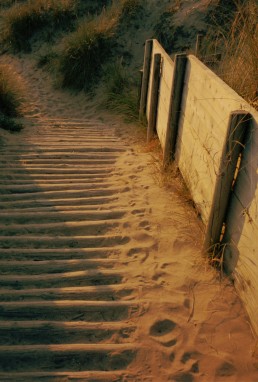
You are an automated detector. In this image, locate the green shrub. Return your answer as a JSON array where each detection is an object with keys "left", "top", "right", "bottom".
[
  {"left": 0, "top": 112, "right": 23, "bottom": 132},
  {"left": 119, "top": 0, "right": 142, "bottom": 21},
  {"left": 60, "top": 17, "right": 116, "bottom": 91},
  {"left": 59, "top": 0, "right": 143, "bottom": 92},
  {"left": 102, "top": 60, "right": 139, "bottom": 121},
  {"left": 59, "top": 1, "right": 124, "bottom": 92},
  {"left": 0, "top": 0, "right": 25, "bottom": 9},
  {"left": 153, "top": 3, "right": 183, "bottom": 53},
  {"left": 1, "top": 0, "right": 77, "bottom": 51},
  {"left": 0, "top": 64, "right": 24, "bottom": 117}
]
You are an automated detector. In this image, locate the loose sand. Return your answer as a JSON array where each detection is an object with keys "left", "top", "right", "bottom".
[{"left": 0, "top": 51, "right": 258, "bottom": 382}]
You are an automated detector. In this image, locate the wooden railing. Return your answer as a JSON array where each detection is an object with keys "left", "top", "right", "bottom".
[{"left": 139, "top": 39, "right": 258, "bottom": 336}]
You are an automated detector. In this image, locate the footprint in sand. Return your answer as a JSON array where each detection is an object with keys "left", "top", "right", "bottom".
[
  {"left": 149, "top": 319, "right": 182, "bottom": 352},
  {"left": 169, "top": 372, "right": 194, "bottom": 382},
  {"left": 138, "top": 220, "right": 151, "bottom": 231},
  {"left": 149, "top": 319, "right": 177, "bottom": 337},
  {"left": 131, "top": 209, "right": 146, "bottom": 217},
  {"left": 126, "top": 247, "right": 150, "bottom": 263},
  {"left": 129, "top": 175, "right": 138, "bottom": 180},
  {"left": 215, "top": 361, "right": 236, "bottom": 378}
]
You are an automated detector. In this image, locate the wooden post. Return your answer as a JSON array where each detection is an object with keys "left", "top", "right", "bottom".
[
  {"left": 147, "top": 53, "right": 161, "bottom": 142},
  {"left": 163, "top": 54, "right": 187, "bottom": 166},
  {"left": 195, "top": 34, "right": 204, "bottom": 59},
  {"left": 203, "top": 111, "right": 251, "bottom": 253},
  {"left": 139, "top": 40, "right": 153, "bottom": 119},
  {"left": 138, "top": 69, "right": 143, "bottom": 109}
]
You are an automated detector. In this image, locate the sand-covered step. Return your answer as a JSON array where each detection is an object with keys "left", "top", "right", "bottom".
[
  {"left": 0, "top": 204, "right": 123, "bottom": 214},
  {"left": 2, "top": 153, "right": 119, "bottom": 160},
  {"left": 0, "top": 146, "right": 125, "bottom": 153},
  {"left": 0, "top": 178, "right": 110, "bottom": 186},
  {"left": 0, "top": 320, "right": 136, "bottom": 345},
  {"left": 0, "top": 300, "right": 140, "bottom": 322},
  {"left": 0, "top": 220, "right": 120, "bottom": 236},
  {"left": 0, "top": 163, "right": 116, "bottom": 171},
  {"left": 0, "top": 258, "right": 125, "bottom": 274},
  {"left": 20, "top": 141, "right": 119, "bottom": 147},
  {"left": 0, "top": 343, "right": 138, "bottom": 372},
  {"left": 0, "top": 195, "right": 119, "bottom": 209},
  {"left": 1, "top": 159, "right": 117, "bottom": 166},
  {"left": 0, "top": 210, "right": 126, "bottom": 224},
  {"left": 0, "top": 188, "right": 124, "bottom": 201},
  {"left": 0, "top": 175, "right": 109, "bottom": 182},
  {"left": 0, "top": 371, "right": 134, "bottom": 381},
  {"left": 0, "top": 284, "right": 135, "bottom": 302},
  {"left": 0, "top": 183, "right": 117, "bottom": 194},
  {"left": 24, "top": 134, "right": 119, "bottom": 140},
  {"left": 0, "top": 167, "right": 113, "bottom": 175},
  {"left": 0, "top": 267, "right": 128, "bottom": 288},
  {"left": 0, "top": 234, "right": 130, "bottom": 248},
  {"left": 0, "top": 248, "right": 121, "bottom": 260}
]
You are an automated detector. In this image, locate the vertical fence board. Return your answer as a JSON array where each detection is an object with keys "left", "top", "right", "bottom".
[
  {"left": 163, "top": 54, "right": 187, "bottom": 165},
  {"left": 203, "top": 112, "right": 251, "bottom": 252},
  {"left": 139, "top": 40, "right": 153, "bottom": 119},
  {"left": 147, "top": 54, "right": 161, "bottom": 142}
]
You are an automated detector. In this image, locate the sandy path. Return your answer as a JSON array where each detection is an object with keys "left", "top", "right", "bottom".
[{"left": 0, "top": 55, "right": 257, "bottom": 381}]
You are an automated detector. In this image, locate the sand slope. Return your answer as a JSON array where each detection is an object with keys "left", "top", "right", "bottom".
[{"left": 0, "top": 54, "right": 257, "bottom": 381}]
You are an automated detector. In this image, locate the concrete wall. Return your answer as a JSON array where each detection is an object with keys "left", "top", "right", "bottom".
[
  {"left": 146, "top": 40, "right": 174, "bottom": 150},
  {"left": 144, "top": 46, "right": 258, "bottom": 336}
]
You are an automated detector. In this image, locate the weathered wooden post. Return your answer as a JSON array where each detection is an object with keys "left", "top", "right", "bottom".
[
  {"left": 203, "top": 111, "right": 251, "bottom": 253},
  {"left": 139, "top": 40, "right": 153, "bottom": 120},
  {"left": 147, "top": 53, "right": 161, "bottom": 142},
  {"left": 163, "top": 53, "right": 187, "bottom": 166},
  {"left": 195, "top": 34, "right": 204, "bottom": 59}
]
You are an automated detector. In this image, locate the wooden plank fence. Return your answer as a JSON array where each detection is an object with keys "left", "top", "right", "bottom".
[{"left": 139, "top": 39, "right": 258, "bottom": 337}]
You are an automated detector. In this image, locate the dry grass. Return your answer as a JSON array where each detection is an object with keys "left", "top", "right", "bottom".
[
  {"left": 102, "top": 60, "right": 140, "bottom": 121},
  {"left": 1, "top": 0, "right": 77, "bottom": 51},
  {"left": 59, "top": 0, "right": 142, "bottom": 91},
  {"left": 59, "top": 14, "right": 116, "bottom": 91},
  {"left": 144, "top": 137, "right": 199, "bottom": 216},
  {"left": 203, "top": 0, "right": 257, "bottom": 109}
]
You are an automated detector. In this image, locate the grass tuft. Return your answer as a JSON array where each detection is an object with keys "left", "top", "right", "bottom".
[
  {"left": 1, "top": 0, "right": 77, "bottom": 51},
  {"left": 59, "top": 15, "right": 116, "bottom": 91},
  {"left": 0, "top": 112, "right": 23, "bottom": 132},
  {"left": 59, "top": 0, "right": 142, "bottom": 92},
  {"left": 0, "top": 64, "right": 24, "bottom": 117},
  {"left": 0, "top": 64, "right": 24, "bottom": 132},
  {"left": 102, "top": 60, "right": 139, "bottom": 121},
  {"left": 203, "top": 0, "right": 257, "bottom": 109}
]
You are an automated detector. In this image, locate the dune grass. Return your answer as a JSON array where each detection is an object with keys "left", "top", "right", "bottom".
[
  {"left": 0, "top": 64, "right": 24, "bottom": 117},
  {"left": 217, "top": 0, "right": 258, "bottom": 108},
  {"left": 203, "top": 0, "right": 257, "bottom": 109},
  {"left": 0, "top": 64, "right": 24, "bottom": 132},
  {"left": 153, "top": 2, "right": 182, "bottom": 53},
  {"left": 1, "top": 0, "right": 77, "bottom": 51},
  {"left": 102, "top": 60, "right": 139, "bottom": 121},
  {"left": 59, "top": 0, "right": 142, "bottom": 91},
  {"left": 59, "top": 16, "right": 116, "bottom": 91}
]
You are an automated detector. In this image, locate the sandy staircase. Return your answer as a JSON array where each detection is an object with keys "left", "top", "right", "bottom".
[{"left": 0, "top": 118, "right": 144, "bottom": 381}]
